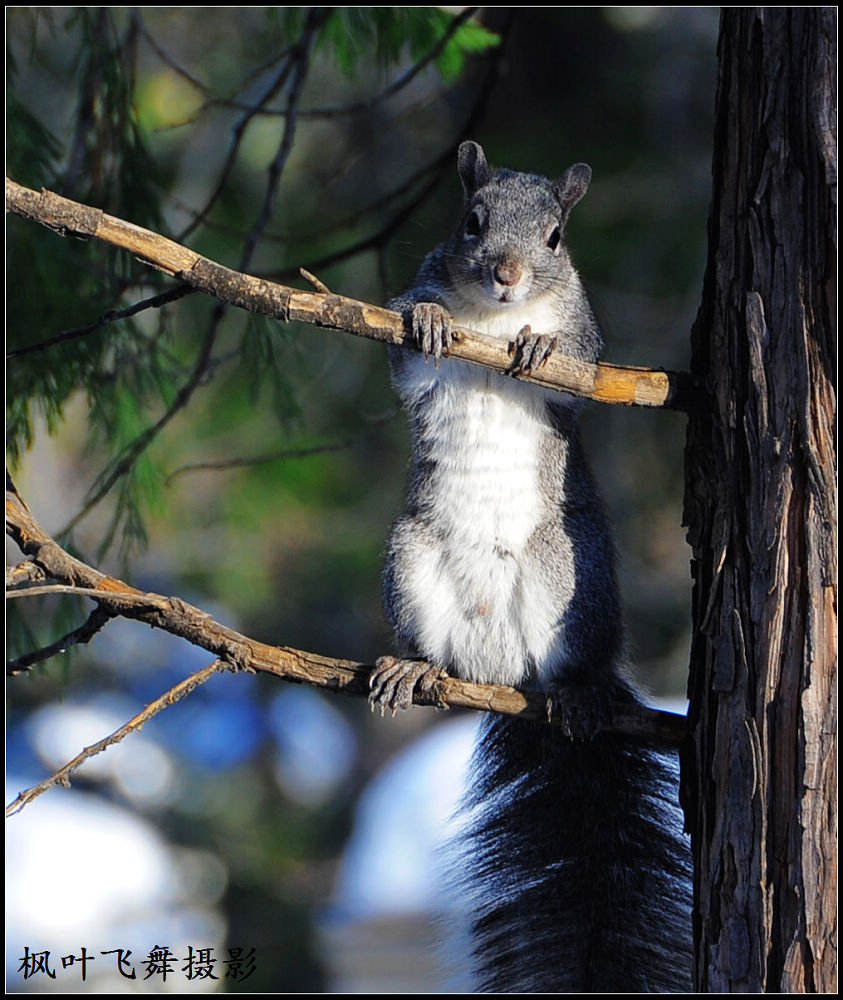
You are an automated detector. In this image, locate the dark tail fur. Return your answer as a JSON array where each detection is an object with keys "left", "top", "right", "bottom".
[{"left": 459, "top": 709, "right": 694, "bottom": 993}]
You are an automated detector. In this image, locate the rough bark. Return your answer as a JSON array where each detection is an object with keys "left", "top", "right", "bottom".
[
  {"left": 5, "top": 480, "right": 685, "bottom": 770},
  {"left": 683, "top": 8, "right": 836, "bottom": 992},
  {"left": 5, "top": 177, "right": 700, "bottom": 412}
]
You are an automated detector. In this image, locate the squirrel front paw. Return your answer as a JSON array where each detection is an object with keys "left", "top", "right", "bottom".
[
  {"left": 412, "top": 303, "right": 453, "bottom": 363},
  {"left": 508, "top": 325, "right": 558, "bottom": 375},
  {"left": 368, "top": 656, "right": 448, "bottom": 715}
]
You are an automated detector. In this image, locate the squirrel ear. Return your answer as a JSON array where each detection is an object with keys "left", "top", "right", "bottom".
[
  {"left": 554, "top": 163, "right": 592, "bottom": 213},
  {"left": 458, "top": 141, "right": 492, "bottom": 199}
]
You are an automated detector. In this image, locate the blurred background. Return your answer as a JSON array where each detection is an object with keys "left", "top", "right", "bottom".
[{"left": 6, "top": 7, "right": 719, "bottom": 992}]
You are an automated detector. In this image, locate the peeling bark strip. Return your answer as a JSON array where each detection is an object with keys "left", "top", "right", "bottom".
[
  {"left": 5, "top": 176, "right": 702, "bottom": 413},
  {"left": 684, "top": 9, "right": 837, "bottom": 993}
]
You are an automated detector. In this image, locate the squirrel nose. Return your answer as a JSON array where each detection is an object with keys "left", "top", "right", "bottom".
[{"left": 494, "top": 259, "right": 523, "bottom": 287}]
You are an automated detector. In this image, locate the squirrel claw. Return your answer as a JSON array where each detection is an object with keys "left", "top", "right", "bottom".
[
  {"left": 368, "top": 656, "right": 447, "bottom": 713},
  {"left": 412, "top": 303, "right": 453, "bottom": 366},
  {"left": 509, "top": 326, "right": 558, "bottom": 375}
]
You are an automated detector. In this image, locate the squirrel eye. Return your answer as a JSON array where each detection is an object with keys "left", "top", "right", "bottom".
[
  {"left": 546, "top": 225, "right": 561, "bottom": 251},
  {"left": 464, "top": 211, "right": 481, "bottom": 238}
]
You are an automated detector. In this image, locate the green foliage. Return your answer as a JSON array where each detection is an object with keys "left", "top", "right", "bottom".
[
  {"left": 63, "top": 8, "right": 165, "bottom": 223},
  {"left": 432, "top": 10, "right": 502, "bottom": 80},
  {"left": 5, "top": 220, "right": 145, "bottom": 464},
  {"left": 6, "top": 10, "right": 718, "bottom": 991},
  {"left": 5, "top": 7, "right": 496, "bottom": 562},
  {"left": 5, "top": 87, "right": 62, "bottom": 190},
  {"left": 237, "top": 315, "right": 303, "bottom": 427},
  {"left": 7, "top": 6, "right": 166, "bottom": 479},
  {"left": 317, "top": 7, "right": 499, "bottom": 79}
]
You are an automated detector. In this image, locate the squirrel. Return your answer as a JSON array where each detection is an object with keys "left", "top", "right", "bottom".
[{"left": 369, "top": 141, "right": 693, "bottom": 992}]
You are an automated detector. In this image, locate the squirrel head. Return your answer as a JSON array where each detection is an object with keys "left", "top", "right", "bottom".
[
  {"left": 450, "top": 141, "right": 593, "bottom": 305},
  {"left": 457, "top": 140, "right": 592, "bottom": 228}
]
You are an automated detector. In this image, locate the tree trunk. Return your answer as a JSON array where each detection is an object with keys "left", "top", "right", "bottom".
[{"left": 683, "top": 8, "right": 836, "bottom": 993}]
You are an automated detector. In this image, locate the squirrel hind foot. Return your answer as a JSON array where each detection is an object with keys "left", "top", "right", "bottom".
[
  {"left": 545, "top": 681, "right": 618, "bottom": 740},
  {"left": 368, "top": 655, "right": 448, "bottom": 714}
]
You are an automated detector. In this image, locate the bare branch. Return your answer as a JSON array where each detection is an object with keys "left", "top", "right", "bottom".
[
  {"left": 176, "top": 8, "right": 332, "bottom": 244},
  {"left": 5, "top": 284, "right": 194, "bottom": 360},
  {"left": 175, "top": 52, "right": 294, "bottom": 242},
  {"left": 163, "top": 438, "right": 355, "bottom": 485},
  {"left": 143, "top": 9, "right": 482, "bottom": 126},
  {"left": 58, "top": 320, "right": 218, "bottom": 538},
  {"left": 241, "top": 10, "right": 321, "bottom": 265},
  {"left": 5, "top": 177, "right": 704, "bottom": 413},
  {"left": 5, "top": 659, "right": 229, "bottom": 817},
  {"left": 6, "top": 605, "right": 114, "bottom": 675},
  {"left": 6, "top": 480, "right": 687, "bottom": 777}
]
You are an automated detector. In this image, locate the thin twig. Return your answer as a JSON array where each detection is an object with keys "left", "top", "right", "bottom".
[
  {"left": 176, "top": 62, "right": 293, "bottom": 242},
  {"left": 6, "top": 284, "right": 194, "bottom": 360},
  {"left": 175, "top": 10, "right": 331, "bottom": 245},
  {"left": 6, "top": 479, "right": 688, "bottom": 756},
  {"left": 299, "top": 267, "right": 331, "bottom": 293},
  {"left": 57, "top": 321, "right": 219, "bottom": 538},
  {"left": 138, "top": 22, "right": 218, "bottom": 96},
  {"left": 164, "top": 438, "right": 355, "bottom": 486},
  {"left": 159, "top": 128, "right": 449, "bottom": 250},
  {"left": 5, "top": 176, "right": 704, "bottom": 413},
  {"left": 5, "top": 659, "right": 229, "bottom": 816},
  {"left": 6, "top": 605, "right": 114, "bottom": 675},
  {"left": 138, "top": 20, "right": 293, "bottom": 130},
  {"left": 241, "top": 9, "right": 323, "bottom": 267}
]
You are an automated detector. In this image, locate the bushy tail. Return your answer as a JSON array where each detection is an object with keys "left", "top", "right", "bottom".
[{"left": 459, "top": 707, "right": 694, "bottom": 993}]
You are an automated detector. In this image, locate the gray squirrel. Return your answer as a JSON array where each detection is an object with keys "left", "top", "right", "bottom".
[{"left": 369, "top": 141, "right": 693, "bottom": 992}]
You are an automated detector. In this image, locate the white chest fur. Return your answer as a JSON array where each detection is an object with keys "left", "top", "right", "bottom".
[
  {"left": 392, "top": 297, "right": 574, "bottom": 687},
  {"left": 400, "top": 293, "right": 565, "bottom": 550}
]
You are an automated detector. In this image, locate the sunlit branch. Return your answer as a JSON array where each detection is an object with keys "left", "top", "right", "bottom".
[
  {"left": 5, "top": 177, "right": 704, "bottom": 413},
  {"left": 6, "top": 476, "right": 688, "bottom": 821}
]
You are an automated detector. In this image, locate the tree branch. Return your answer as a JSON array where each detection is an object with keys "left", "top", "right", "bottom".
[
  {"left": 5, "top": 658, "right": 229, "bottom": 817},
  {"left": 5, "top": 283, "right": 195, "bottom": 360},
  {"left": 6, "top": 560, "right": 47, "bottom": 587},
  {"left": 57, "top": 318, "right": 219, "bottom": 539},
  {"left": 6, "top": 604, "right": 114, "bottom": 675},
  {"left": 5, "top": 177, "right": 704, "bottom": 414},
  {"left": 163, "top": 437, "right": 358, "bottom": 485},
  {"left": 6, "top": 475, "right": 687, "bottom": 818}
]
